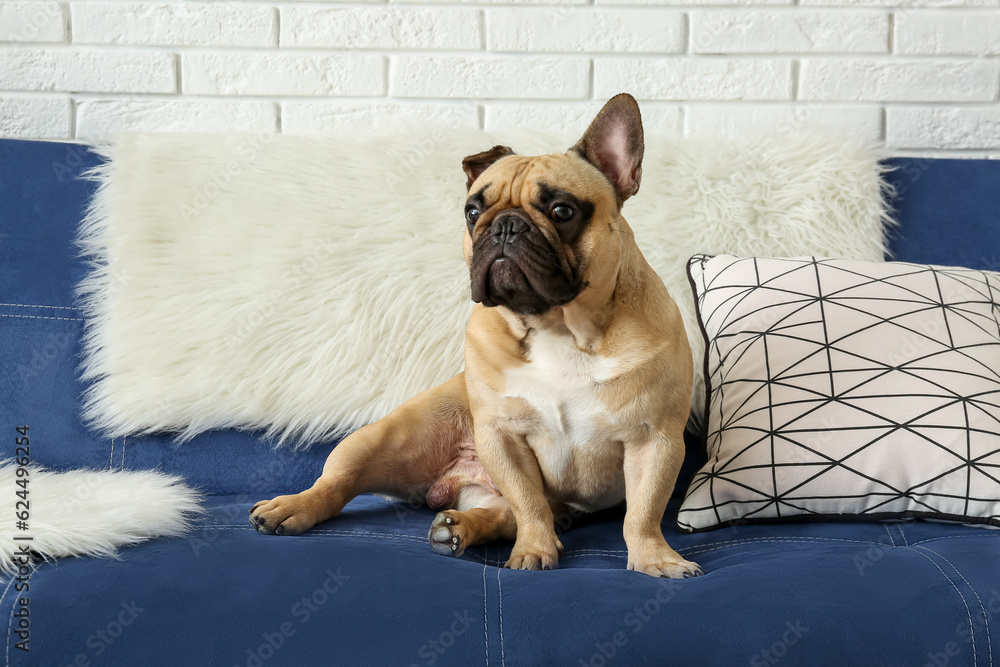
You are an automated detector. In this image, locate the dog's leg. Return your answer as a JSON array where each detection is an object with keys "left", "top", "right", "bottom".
[
  {"left": 428, "top": 484, "right": 516, "bottom": 557},
  {"left": 428, "top": 486, "right": 570, "bottom": 561},
  {"left": 474, "top": 424, "right": 563, "bottom": 570},
  {"left": 622, "top": 427, "right": 704, "bottom": 579},
  {"left": 250, "top": 373, "right": 471, "bottom": 536}
]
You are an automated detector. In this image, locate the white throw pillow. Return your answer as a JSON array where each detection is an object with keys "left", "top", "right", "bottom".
[{"left": 678, "top": 254, "right": 1000, "bottom": 532}]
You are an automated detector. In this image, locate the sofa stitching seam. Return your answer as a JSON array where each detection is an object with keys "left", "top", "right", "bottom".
[
  {"left": 0, "top": 313, "right": 83, "bottom": 322},
  {"left": 0, "top": 575, "right": 16, "bottom": 667},
  {"left": 560, "top": 537, "right": 889, "bottom": 560},
  {"left": 911, "top": 535, "right": 1000, "bottom": 546},
  {"left": 483, "top": 545, "right": 489, "bottom": 667},
  {"left": 303, "top": 531, "right": 425, "bottom": 542},
  {"left": 216, "top": 526, "right": 434, "bottom": 545},
  {"left": 497, "top": 562, "right": 506, "bottom": 667},
  {"left": 916, "top": 545, "right": 991, "bottom": 667},
  {"left": 0, "top": 303, "right": 77, "bottom": 311},
  {"left": 908, "top": 546, "right": 977, "bottom": 667},
  {"left": 680, "top": 537, "right": 882, "bottom": 557},
  {"left": 684, "top": 535, "right": 880, "bottom": 549},
  {"left": 688, "top": 536, "right": 878, "bottom": 549},
  {"left": 203, "top": 528, "right": 888, "bottom": 554},
  {"left": 4, "top": 575, "right": 17, "bottom": 667}
]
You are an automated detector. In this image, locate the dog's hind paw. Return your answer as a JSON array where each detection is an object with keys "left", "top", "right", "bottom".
[{"left": 428, "top": 511, "right": 467, "bottom": 557}]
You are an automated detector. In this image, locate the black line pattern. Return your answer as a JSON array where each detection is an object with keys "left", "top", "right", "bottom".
[{"left": 678, "top": 255, "right": 1000, "bottom": 532}]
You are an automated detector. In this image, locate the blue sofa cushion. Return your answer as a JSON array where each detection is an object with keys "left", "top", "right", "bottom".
[{"left": 4, "top": 494, "right": 999, "bottom": 665}]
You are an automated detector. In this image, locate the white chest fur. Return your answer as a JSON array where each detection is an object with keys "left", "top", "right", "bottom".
[{"left": 502, "top": 328, "right": 621, "bottom": 480}]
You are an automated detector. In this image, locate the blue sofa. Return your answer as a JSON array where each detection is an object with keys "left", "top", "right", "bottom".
[{"left": 2, "top": 137, "right": 999, "bottom": 666}]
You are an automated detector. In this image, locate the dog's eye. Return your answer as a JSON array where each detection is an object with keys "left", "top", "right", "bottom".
[
  {"left": 551, "top": 205, "right": 574, "bottom": 223},
  {"left": 466, "top": 207, "right": 481, "bottom": 226}
]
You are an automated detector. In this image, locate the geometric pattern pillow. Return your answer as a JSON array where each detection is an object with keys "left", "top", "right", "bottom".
[{"left": 677, "top": 254, "right": 1000, "bottom": 532}]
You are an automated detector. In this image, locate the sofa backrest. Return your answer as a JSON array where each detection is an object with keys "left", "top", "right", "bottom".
[
  {"left": 884, "top": 157, "right": 1000, "bottom": 271},
  {"left": 2, "top": 139, "right": 997, "bottom": 497}
]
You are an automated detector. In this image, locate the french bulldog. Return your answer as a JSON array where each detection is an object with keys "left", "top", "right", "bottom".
[{"left": 250, "top": 93, "right": 703, "bottom": 578}]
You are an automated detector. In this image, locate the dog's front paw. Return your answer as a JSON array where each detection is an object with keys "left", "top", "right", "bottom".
[
  {"left": 504, "top": 537, "right": 563, "bottom": 571},
  {"left": 249, "top": 494, "right": 320, "bottom": 536},
  {"left": 628, "top": 545, "right": 705, "bottom": 579}
]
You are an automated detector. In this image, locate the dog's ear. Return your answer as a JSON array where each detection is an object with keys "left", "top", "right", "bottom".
[
  {"left": 573, "top": 93, "right": 644, "bottom": 204},
  {"left": 462, "top": 145, "right": 514, "bottom": 191}
]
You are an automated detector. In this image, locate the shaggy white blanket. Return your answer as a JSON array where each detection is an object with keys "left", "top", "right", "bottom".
[
  {"left": 0, "top": 464, "right": 202, "bottom": 574},
  {"left": 79, "top": 128, "right": 891, "bottom": 446}
]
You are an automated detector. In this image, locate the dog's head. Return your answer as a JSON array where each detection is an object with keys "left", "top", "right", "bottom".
[{"left": 462, "top": 94, "right": 644, "bottom": 316}]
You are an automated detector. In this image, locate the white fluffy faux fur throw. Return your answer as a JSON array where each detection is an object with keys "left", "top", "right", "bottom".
[
  {"left": 0, "top": 464, "right": 202, "bottom": 574},
  {"left": 79, "top": 128, "right": 891, "bottom": 446}
]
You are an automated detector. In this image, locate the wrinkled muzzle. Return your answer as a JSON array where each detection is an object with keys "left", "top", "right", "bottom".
[{"left": 469, "top": 210, "right": 581, "bottom": 316}]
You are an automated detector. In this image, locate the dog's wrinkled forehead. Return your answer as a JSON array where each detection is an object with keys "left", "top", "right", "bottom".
[{"left": 468, "top": 152, "right": 616, "bottom": 214}]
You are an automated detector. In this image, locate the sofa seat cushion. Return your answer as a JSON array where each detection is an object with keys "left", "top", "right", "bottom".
[{"left": 8, "top": 494, "right": 999, "bottom": 666}]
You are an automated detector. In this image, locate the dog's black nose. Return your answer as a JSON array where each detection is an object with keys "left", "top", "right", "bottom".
[{"left": 492, "top": 215, "right": 529, "bottom": 246}]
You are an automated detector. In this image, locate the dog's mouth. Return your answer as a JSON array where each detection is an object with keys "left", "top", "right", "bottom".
[{"left": 469, "top": 211, "right": 581, "bottom": 315}]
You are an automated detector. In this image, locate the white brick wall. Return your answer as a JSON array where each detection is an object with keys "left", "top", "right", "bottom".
[{"left": 1, "top": 0, "right": 998, "bottom": 157}]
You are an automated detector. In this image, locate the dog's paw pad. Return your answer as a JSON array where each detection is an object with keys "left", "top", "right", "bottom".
[{"left": 428, "top": 511, "right": 465, "bottom": 557}]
